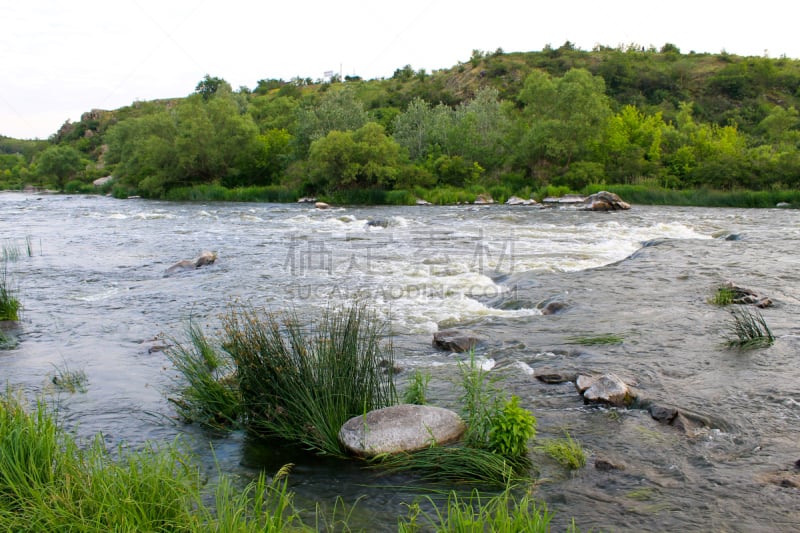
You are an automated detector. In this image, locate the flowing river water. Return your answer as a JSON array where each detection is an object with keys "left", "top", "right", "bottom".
[{"left": 1, "top": 192, "right": 799, "bottom": 531}]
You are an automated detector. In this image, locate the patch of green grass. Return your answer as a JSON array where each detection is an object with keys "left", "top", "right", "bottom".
[
  {"left": 403, "top": 369, "right": 431, "bottom": 405},
  {"left": 372, "top": 445, "right": 528, "bottom": 488},
  {"left": 223, "top": 302, "right": 397, "bottom": 456},
  {"left": 725, "top": 306, "right": 774, "bottom": 349},
  {"left": 0, "top": 391, "right": 311, "bottom": 531},
  {"left": 536, "top": 432, "right": 587, "bottom": 470},
  {"left": 49, "top": 361, "right": 88, "bottom": 393},
  {"left": 566, "top": 334, "right": 624, "bottom": 346},
  {"left": 399, "top": 486, "right": 553, "bottom": 532},
  {"left": 709, "top": 286, "right": 735, "bottom": 306}
]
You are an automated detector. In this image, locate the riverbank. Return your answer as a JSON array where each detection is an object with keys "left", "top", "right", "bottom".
[{"left": 108, "top": 182, "right": 800, "bottom": 209}]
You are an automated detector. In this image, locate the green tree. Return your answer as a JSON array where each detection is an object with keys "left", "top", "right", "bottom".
[
  {"left": 599, "top": 105, "right": 669, "bottom": 181},
  {"left": 195, "top": 74, "right": 231, "bottom": 101},
  {"left": 307, "top": 122, "right": 402, "bottom": 192},
  {"left": 36, "top": 145, "right": 84, "bottom": 191},
  {"left": 516, "top": 68, "right": 611, "bottom": 175},
  {"left": 294, "top": 87, "right": 368, "bottom": 157}
]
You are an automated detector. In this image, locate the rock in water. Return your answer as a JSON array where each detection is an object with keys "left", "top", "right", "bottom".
[
  {"left": 584, "top": 191, "right": 631, "bottom": 211},
  {"left": 315, "top": 201, "right": 330, "bottom": 209},
  {"left": 338, "top": 404, "right": 466, "bottom": 457},
  {"left": 164, "top": 251, "right": 217, "bottom": 276},
  {"left": 577, "top": 373, "right": 634, "bottom": 407},
  {"left": 432, "top": 329, "right": 481, "bottom": 352}
]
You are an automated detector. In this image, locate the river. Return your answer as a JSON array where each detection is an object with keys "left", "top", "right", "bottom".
[{"left": 1, "top": 192, "right": 798, "bottom": 531}]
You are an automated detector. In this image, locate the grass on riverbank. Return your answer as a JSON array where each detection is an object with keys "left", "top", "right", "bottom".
[
  {"left": 115, "top": 179, "right": 800, "bottom": 208},
  {"left": 0, "top": 391, "right": 562, "bottom": 531}
]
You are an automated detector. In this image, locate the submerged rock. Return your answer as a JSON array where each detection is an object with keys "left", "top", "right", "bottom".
[
  {"left": 538, "top": 299, "right": 569, "bottom": 315},
  {"left": 595, "top": 456, "right": 626, "bottom": 471},
  {"left": 366, "top": 218, "right": 389, "bottom": 228},
  {"left": 338, "top": 404, "right": 466, "bottom": 457},
  {"left": 432, "top": 329, "right": 481, "bottom": 353},
  {"left": 164, "top": 251, "right": 217, "bottom": 276}
]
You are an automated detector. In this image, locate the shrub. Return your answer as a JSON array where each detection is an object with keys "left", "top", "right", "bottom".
[{"left": 488, "top": 396, "right": 537, "bottom": 459}]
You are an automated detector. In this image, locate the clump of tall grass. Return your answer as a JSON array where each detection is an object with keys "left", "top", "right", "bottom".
[
  {"left": 536, "top": 432, "right": 587, "bottom": 470},
  {"left": 223, "top": 302, "right": 397, "bottom": 456},
  {"left": 403, "top": 369, "right": 431, "bottom": 405},
  {"left": 49, "top": 361, "right": 88, "bottom": 393},
  {"left": 0, "top": 261, "right": 21, "bottom": 321},
  {"left": 725, "top": 306, "right": 774, "bottom": 349},
  {"left": 399, "top": 487, "right": 553, "bottom": 533},
  {"left": 166, "top": 322, "right": 241, "bottom": 431}
]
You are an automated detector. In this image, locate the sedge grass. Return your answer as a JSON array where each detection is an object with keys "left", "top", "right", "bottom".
[
  {"left": 49, "top": 360, "right": 88, "bottom": 393},
  {"left": 725, "top": 306, "right": 775, "bottom": 349},
  {"left": 222, "top": 302, "right": 397, "bottom": 456},
  {"left": 166, "top": 322, "right": 242, "bottom": 431},
  {"left": 0, "top": 261, "right": 20, "bottom": 321}
]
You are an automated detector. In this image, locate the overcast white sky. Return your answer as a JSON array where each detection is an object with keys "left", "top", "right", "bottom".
[{"left": 1, "top": 0, "right": 797, "bottom": 139}]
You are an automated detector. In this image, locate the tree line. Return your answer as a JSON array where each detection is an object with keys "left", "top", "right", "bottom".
[{"left": 4, "top": 43, "right": 800, "bottom": 201}]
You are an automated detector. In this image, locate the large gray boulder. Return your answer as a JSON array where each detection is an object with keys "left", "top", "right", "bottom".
[
  {"left": 339, "top": 404, "right": 466, "bottom": 457},
  {"left": 584, "top": 191, "right": 631, "bottom": 211}
]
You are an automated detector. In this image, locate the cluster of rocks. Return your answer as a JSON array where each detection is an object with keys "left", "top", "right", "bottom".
[
  {"left": 541, "top": 191, "right": 631, "bottom": 211},
  {"left": 720, "top": 281, "right": 773, "bottom": 308}
]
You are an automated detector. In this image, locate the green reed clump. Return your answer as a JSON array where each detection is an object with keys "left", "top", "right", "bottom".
[
  {"left": 725, "top": 306, "right": 775, "bottom": 349},
  {"left": 166, "top": 322, "right": 241, "bottom": 430},
  {"left": 49, "top": 361, "right": 88, "bottom": 393},
  {"left": 536, "top": 432, "right": 587, "bottom": 470},
  {"left": 399, "top": 486, "right": 553, "bottom": 533},
  {"left": 710, "top": 285, "right": 735, "bottom": 306},
  {"left": 0, "top": 262, "right": 21, "bottom": 321},
  {"left": 223, "top": 302, "right": 397, "bottom": 456},
  {"left": 403, "top": 369, "right": 431, "bottom": 405}
]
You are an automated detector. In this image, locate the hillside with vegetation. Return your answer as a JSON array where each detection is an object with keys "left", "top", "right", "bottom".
[{"left": 3, "top": 42, "right": 800, "bottom": 204}]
